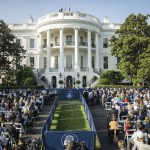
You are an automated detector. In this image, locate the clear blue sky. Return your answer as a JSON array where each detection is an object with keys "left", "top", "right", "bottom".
[{"left": 0, "top": 0, "right": 150, "bottom": 24}]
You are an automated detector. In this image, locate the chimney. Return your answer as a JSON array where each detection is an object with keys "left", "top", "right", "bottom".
[
  {"left": 103, "top": 16, "right": 110, "bottom": 23},
  {"left": 27, "top": 15, "right": 33, "bottom": 23}
]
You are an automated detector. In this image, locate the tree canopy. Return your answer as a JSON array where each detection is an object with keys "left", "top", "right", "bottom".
[
  {"left": 99, "top": 70, "right": 124, "bottom": 85},
  {"left": 110, "top": 13, "right": 150, "bottom": 84},
  {"left": 0, "top": 20, "right": 26, "bottom": 84}
]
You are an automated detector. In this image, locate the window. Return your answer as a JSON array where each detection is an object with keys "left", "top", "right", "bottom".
[
  {"left": 30, "top": 39, "right": 34, "bottom": 48},
  {"left": 16, "top": 39, "right": 21, "bottom": 44},
  {"left": 66, "top": 55, "right": 72, "bottom": 68},
  {"left": 103, "top": 56, "right": 108, "bottom": 69},
  {"left": 54, "top": 37, "right": 59, "bottom": 46},
  {"left": 66, "top": 35, "right": 72, "bottom": 45},
  {"left": 91, "top": 38, "right": 95, "bottom": 48},
  {"left": 81, "top": 56, "right": 83, "bottom": 68},
  {"left": 30, "top": 57, "right": 34, "bottom": 68},
  {"left": 103, "top": 38, "right": 108, "bottom": 48},
  {"left": 55, "top": 56, "right": 58, "bottom": 69},
  {"left": 44, "top": 57, "right": 47, "bottom": 69},
  {"left": 43, "top": 39, "right": 47, "bottom": 48},
  {"left": 80, "top": 37, "right": 83, "bottom": 43},
  {"left": 92, "top": 57, "right": 95, "bottom": 68},
  {"left": 82, "top": 76, "right": 87, "bottom": 88}
]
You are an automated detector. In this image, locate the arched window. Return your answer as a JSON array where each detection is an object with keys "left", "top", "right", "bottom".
[
  {"left": 52, "top": 76, "right": 57, "bottom": 88},
  {"left": 66, "top": 76, "right": 73, "bottom": 89},
  {"left": 82, "top": 76, "right": 87, "bottom": 88}
]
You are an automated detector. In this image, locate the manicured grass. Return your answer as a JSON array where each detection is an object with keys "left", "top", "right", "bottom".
[
  {"left": 50, "top": 100, "right": 101, "bottom": 149},
  {"left": 50, "top": 100, "right": 90, "bottom": 131}
]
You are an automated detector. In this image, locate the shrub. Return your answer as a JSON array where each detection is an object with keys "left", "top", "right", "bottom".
[
  {"left": 99, "top": 78, "right": 110, "bottom": 85},
  {"left": 58, "top": 80, "right": 64, "bottom": 84},
  {"left": 76, "top": 80, "right": 81, "bottom": 84},
  {"left": 24, "top": 77, "right": 37, "bottom": 86}
]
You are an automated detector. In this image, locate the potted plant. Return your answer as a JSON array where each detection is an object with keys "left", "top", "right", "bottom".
[
  {"left": 58, "top": 80, "right": 64, "bottom": 85},
  {"left": 76, "top": 80, "right": 81, "bottom": 88}
]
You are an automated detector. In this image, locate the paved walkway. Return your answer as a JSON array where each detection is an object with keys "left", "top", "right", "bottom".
[
  {"left": 22, "top": 101, "right": 54, "bottom": 139},
  {"left": 89, "top": 104, "right": 119, "bottom": 150}
]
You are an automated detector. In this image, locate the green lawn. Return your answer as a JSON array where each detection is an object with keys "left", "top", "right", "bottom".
[
  {"left": 50, "top": 100, "right": 101, "bottom": 149},
  {"left": 50, "top": 100, "right": 90, "bottom": 131}
]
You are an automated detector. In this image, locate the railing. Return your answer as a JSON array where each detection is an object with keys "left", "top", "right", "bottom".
[
  {"left": 64, "top": 41, "right": 75, "bottom": 46},
  {"left": 93, "top": 68, "right": 104, "bottom": 75},
  {"left": 64, "top": 67, "right": 74, "bottom": 72},
  {"left": 49, "top": 67, "right": 58, "bottom": 72},
  {"left": 86, "top": 76, "right": 98, "bottom": 88},
  {"left": 37, "top": 69, "right": 45, "bottom": 77},
  {"left": 91, "top": 43, "right": 95, "bottom": 48},
  {"left": 80, "top": 67, "right": 89, "bottom": 72},
  {"left": 53, "top": 42, "right": 60, "bottom": 46},
  {"left": 44, "top": 77, "right": 52, "bottom": 89},
  {"left": 79, "top": 42, "right": 88, "bottom": 46},
  {"left": 42, "top": 44, "right": 47, "bottom": 48},
  {"left": 49, "top": 41, "right": 95, "bottom": 48}
]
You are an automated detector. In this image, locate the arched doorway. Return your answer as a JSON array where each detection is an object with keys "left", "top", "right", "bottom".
[
  {"left": 52, "top": 76, "right": 57, "bottom": 88},
  {"left": 66, "top": 76, "right": 73, "bottom": 89},
  {"left": 82, "top": 76, "right": 87, "bottom": 88}
]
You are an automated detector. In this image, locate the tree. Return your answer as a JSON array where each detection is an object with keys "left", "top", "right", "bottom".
[
  {"left": 17, "top": 65, "right": 37, "bottom": 85},
  {"left": 99, "top": 70, "right": 124, "bottom": 85},
  {"left": 0, "top": 20, "right": 26, "bottom": 83},
  {"left": 110, "top": 13, "right": 150, "bottom": 84}
]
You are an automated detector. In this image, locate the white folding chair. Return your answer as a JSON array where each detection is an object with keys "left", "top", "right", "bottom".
[
  {"left": 124, "top": 129, "right": 136, "bottom": 143},
  {"left": 105, "top": 102, "right": 112, "bottom": 111}
]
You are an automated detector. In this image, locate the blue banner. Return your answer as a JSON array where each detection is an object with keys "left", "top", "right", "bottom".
[
  {"left": 56, "top": 89, "right": 80, "bottom": 100},
  {"left": 44, "top": 131, "right": 95, "bottom": 150}
]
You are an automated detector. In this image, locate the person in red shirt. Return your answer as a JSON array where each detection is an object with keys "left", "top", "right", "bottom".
[{"left": 124, "top": 97, "right": 129, "bottom": 103}]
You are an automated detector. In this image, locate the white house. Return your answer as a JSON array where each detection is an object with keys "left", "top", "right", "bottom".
[{"left": 6, "top": 11, "right": 121, "bottom": 88}]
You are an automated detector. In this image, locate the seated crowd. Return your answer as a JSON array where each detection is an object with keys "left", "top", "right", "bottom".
[
  {"left": 0, "top": 89, "right": 48, "bottom": 150},
  {"left": 98, "top": 87, "right": 150, "bottom": 150}
]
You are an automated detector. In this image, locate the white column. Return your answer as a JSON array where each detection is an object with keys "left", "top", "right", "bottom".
[
  {"left": 74, "top": 27, "right": 80, "bottom": 72},
  {"left": 38, "top": 33, "right": 43, "bottom": 69},
  {"left": 23, "top": 36, "right": 28, "bottom": 66},
  {"left": 95, "top": 33, "right": 99, "bottom": 70},
  {"left": 88, "top": 30, "right": 92, "bottom": 72},
  {"left": 59, "top": 28, "right": 64, "bottom": 72},
  {"left": 46, "top": 29, "right": 51, "bottom": 72}
]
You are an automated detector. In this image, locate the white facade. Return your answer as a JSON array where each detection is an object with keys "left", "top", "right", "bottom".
[{"left": 8, "top": 11, "right": 120, "bottom": 88}]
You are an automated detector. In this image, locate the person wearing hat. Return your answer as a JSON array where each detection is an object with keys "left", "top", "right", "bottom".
[
  {"left": 127, "top": 124, "right": 145, "bottom": 149},
  {"left": 133, "top": 132, "right": 150, "bottom": 150}
]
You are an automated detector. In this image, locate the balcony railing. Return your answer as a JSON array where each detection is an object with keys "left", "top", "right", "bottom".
[
  {"left": 91, "top": 43, "right": 95, "bottom": 48},
  {"left": 64, "top": 41, "right": 75, "bottom": 46},
  {"left": 79, "top": 42, "right": 88, "bottom": 46},
  {"left": 49, "top": 67, "right": 58, "bottom": 72},
  {"left": 46, "top": 41, "right": 95, "bottom": 48},
  {"left": 53, "top": 42, "right": 60, "bottom": 46},
  {"left": 64, "top": 67, "right": 74, "bottom": 72},
  {"left": 42, "top": 44, "right": 47, "bottom": 48},
  {"left": 80, "top": 67, "right": 89, "bottom": 72}
]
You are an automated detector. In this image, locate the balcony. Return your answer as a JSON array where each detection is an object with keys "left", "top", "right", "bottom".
[
  {"left": 79, "top": 42, "right": 88, "bottom": 46},
  {"left": 49, "top": 67, "right": 58, "bottom": 72},
  {"left": 45, "top": 41, "right": 95, "bottom": 48},
  {"left": 64, "top": 41, "right": 75, "bottom": 46},
  {"left": 80, "top": 67, "right": 89, "bottom": 72},
  {"left": 64, "top": 67, "right": 74, "bottom": 72}
]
